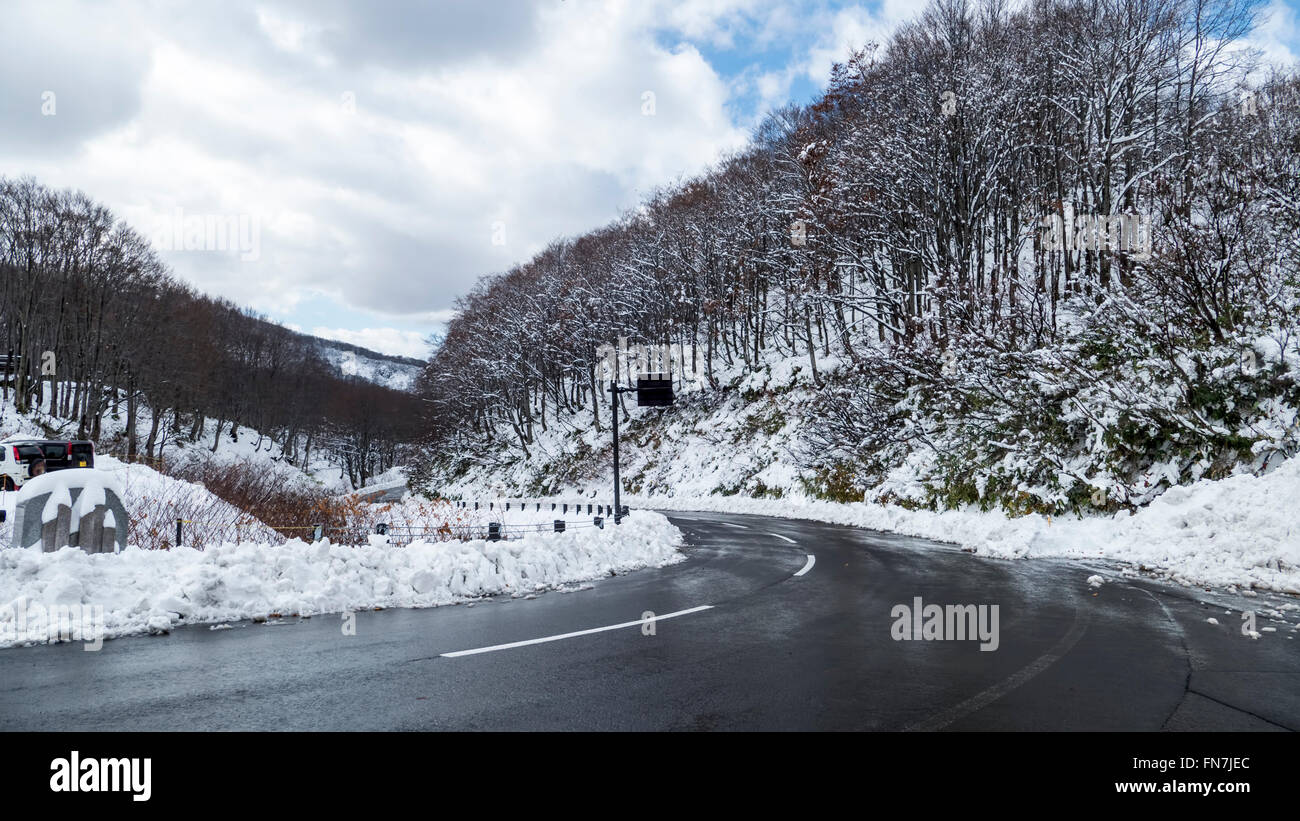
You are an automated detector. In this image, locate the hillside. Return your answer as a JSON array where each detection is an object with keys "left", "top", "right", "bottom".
[
  {"left": 1, "top": 176, "right": 424, "bottom": 492},
  {"left": 307, "top": 336, "right": 424, "bottom": 392},
  {"left": 425, "top": 341, "right": 1300, "bottom": 592},
  {"left": 415, "top": 0, "right": 1300, "bottom": 517},
  {"left": 429, "top": 331, "right": 1300, "bottom": 507},
  {"left": 409, "top": 0, "right": 1300, "bottom": 594}
]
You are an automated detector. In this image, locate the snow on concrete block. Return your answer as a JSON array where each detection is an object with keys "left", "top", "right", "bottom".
[
  {"left": 11, "top": 469, "right": 128, "bottom": 553},
  {"left": 102, "top": 509, "right": 117, "bottom": 554},
  {"left": 43, "top": 484, "right": 71, "bottom": 524}
]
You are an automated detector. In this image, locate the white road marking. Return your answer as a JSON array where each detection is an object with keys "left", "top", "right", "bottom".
[
  {"left": 768, "top": 532, "right": 797, "bottom": 544},
  {"left": 441, "top": 605, "right": 715, "bottom": 658},
  {"left": 719, "top": 522, "right": 750, "bottom": 529},
  {"left": 793, "top": 555, "right": 816, "bottom": 576}
]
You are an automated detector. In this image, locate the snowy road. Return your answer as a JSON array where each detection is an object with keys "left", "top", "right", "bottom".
[{"left": 1, "top": 512, "right": 1297, "bottom": 730}]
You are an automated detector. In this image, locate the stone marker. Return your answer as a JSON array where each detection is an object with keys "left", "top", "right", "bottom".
[{"left": 11, "top": 469, "right": 128, "bottom": 553}]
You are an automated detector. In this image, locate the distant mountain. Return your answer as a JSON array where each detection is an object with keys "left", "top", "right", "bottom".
[{"left": 305, "top": 336, "right": 425, "bottom": 392}]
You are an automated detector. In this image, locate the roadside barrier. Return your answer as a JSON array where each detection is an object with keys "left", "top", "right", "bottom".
[
  {"left": 172, "top": 518, "right": 333, "bottom": 547},
  {"left": 381, "top": 519, "right": 603, "bottom": 545},
  {"left": 169, "top": 516, "right": 611, "bottom": 547},
  {"left": 451, "top": 499, "right": 625, "bottom": 518},
  {"left": 129, "top": 496, "right": 628, "bottom": 549}
]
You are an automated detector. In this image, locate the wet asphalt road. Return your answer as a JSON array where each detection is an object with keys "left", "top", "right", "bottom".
[{"left": 0, "top": 511, "right": 1297, "bottom": 731}]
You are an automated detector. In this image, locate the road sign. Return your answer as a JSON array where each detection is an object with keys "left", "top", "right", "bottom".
[{"left": 636, "top": 376, "right": 673, "bottom": 407}]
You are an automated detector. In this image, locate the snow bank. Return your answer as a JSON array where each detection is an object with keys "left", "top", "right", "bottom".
[
  {"left": 0, "top": 510, "right": 683, "bottom": 648},
  {"left": 357, "top": 466, "right": 408, "bottom": 494},
  {"left": 98, "top": 455, "right": 282, "bottom": 549},
  {"left": 627, "top": 455, "right": 1300, "bottom": 594}
]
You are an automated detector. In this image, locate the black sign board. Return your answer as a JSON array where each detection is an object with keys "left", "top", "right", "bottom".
[{"left": 636, "top": 376, "right": 674, "bottom": 407}]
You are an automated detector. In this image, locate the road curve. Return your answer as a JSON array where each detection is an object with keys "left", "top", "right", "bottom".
[{"left": 0, "top": 511, "right": 1296, "bottom": 731}]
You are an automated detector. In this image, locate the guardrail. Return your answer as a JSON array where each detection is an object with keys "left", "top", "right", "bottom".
[
  {"left": 377, "top": 519, "right": 607, "bottom": 545},
  {"left": 171, "top": 512, "right": 622, "bottom": 548},
  {"left": 450, "top": 500, "right": 628, "bottom": 518},
  {"left": 150, "top": 498, "right": 633, "bottom": 549}
]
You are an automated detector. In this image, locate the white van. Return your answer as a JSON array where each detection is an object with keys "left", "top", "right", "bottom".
[
  {"left": 0, "top": 441, "right": 42, "bottom": 490},
  {"left": 0, "top": 439, "right": 95, "bottom": 490}
]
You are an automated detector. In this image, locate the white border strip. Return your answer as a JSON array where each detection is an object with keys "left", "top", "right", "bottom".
[{"left": 441, "top": 605, "right": 715, "bottom": 658}]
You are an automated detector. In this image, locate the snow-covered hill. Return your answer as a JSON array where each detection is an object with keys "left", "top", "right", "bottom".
[
  {"left": 310, "top": 338, "right": 424, "bottom": 392},
  {"left": 427, "top": 345, "right": 1300, "bottom": 594}
]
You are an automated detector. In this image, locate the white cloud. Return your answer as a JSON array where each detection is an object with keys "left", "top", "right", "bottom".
[
  {"left": 801, "top": 4, "right": 901, "bottom": 87},
  {"left": 311, "top": 327, "right": 433, "bottom": 359},
  {"left": 255, "top": 8, "right": 311, "bottom": 53},
  {"left": 656, "top": 0, "right": 763, "bottom": 47},
  {"left": 1246, "top": 1, "right": 1300, "bottom": 70},
  {"left": 1, "top": 0, "right": 751, "bottom": 332},
  {"left": 38, "top": 0, "right": 1293, "bottom": 352}
]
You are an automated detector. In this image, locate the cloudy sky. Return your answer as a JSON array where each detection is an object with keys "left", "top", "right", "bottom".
[{"left": 2, "top": 0, "right": 1297, "bottom": 359}]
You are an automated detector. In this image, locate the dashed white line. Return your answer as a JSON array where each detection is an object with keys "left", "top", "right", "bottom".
[
  {"left": 441, "top": 605, "right": 715, "bottom": 658},
  {"left": 719, "top": 522, "right": 750, "bottom": 529},
  {"left": 767, "top": 532, "right": 797, "bottom": 544},
  {"left": 793, "top": 555, "right": 816, "bottom": 576}
]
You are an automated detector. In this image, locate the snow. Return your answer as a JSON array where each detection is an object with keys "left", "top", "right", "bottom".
[
  {"left": 75, "top": 480, "right": 106, "bottom": 513},
  {"left": 17, "top": 468, "right": 122, "bottom": 509},
  {"left": 41, "top": 489, "right": 68, "bottom": 525},
  {"left": 1, "top": 456, "right": 282, "bottom": 551},
  {"left": 313, "top": 341, "right": 422, "bottom": 392},
  {"left": 598, "top": 453, "right": 1300, "bottom": 594},
  {"left": 434, "top": 336, "right": 1300, "bottom": 594},
  {"left": 0, "top": 510, "right": 683, "bottom": 648},
  {"left": 356, "top": 467, "right": 409, "bottom": 496}
]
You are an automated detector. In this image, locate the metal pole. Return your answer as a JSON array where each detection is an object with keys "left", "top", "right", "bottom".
[
  {"left": 611, "top": 384, "right": 622, "bottom": 524},
  {"left": 176, "top": 518, "right": 182, "bottom": 548}
]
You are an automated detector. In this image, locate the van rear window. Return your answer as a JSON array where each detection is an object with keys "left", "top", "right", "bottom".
[{"left": 15, "top": 446, "right": 41, "bottom": 460}]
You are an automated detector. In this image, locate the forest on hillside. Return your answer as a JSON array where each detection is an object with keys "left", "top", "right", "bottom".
[
  {"left": 415, "top": 0, "right": 1300, "bottom": 513},
  {"left": 0, "top": 177, "right": 423, "bottom": 487}
]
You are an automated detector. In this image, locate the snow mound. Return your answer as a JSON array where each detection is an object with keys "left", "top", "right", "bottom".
[
  {"left": 627, "top": 454, "right": 1300, "bottom": 593},
  {"left": 0, "top": 510, "right": 683, "bottom": 648}
]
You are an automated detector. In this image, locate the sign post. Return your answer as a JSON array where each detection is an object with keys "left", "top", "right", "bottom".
[
  {"left": 608, "top": 369, "right": 675, "bottom": 525},
  {"left": 609, "top": 383, "right": 629, "bottom": 524}
]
